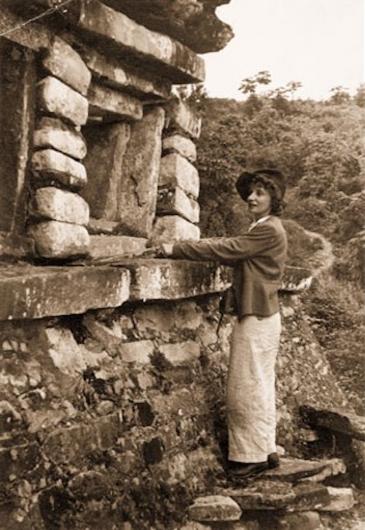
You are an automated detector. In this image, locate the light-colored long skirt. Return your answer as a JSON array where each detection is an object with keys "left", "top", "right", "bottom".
[{"left": 226, "top": 312, "right": 281, "bottom": 463}]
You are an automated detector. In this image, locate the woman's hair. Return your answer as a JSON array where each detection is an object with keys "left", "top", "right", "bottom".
[{"left": 250, "top": 175, "right": 286, "bottom": 216}]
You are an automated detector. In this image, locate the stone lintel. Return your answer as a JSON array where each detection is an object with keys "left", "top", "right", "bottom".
[
  {"left": 88, "top": 83, "right": 143, "bottom": 121},
  {"left": 114, "top": 258, "right": 233, "bottom": 301},
  {"left": 67, "top": 0, "right": 205, "bottom": 84},
  {"left": 0, "top": 265, "right": 130, "bottom": 320},
  {"left": 82, "top": 47, "right": 172, "bottom": 100}
]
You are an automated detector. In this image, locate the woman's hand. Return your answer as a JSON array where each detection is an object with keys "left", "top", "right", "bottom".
[{"left": 141, "top": 244, "right": 174, "bottom": 258}]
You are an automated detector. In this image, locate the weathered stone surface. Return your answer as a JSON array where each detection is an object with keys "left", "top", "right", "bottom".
[
  {"left": 38, "top": 76, "right": 88, "bottom": 126},
  {"left": 28, "top": 220, "right": 90, "bottom": 258},
  {"left": 67, "top": 0, "right": 205, "bottom": 83},
  {"left": 160, "top": 154, "right": 199, "bottom": 199},
  {"left": 31, "top": 149, "right": 87, "bottom": 189},
  {"left": 42, "top": 413, "right": 124, "bottom": 464},
  {"left": 82, "top": 47, "right": 171, "bottom": 100},
  {"left": 159, "top": 341, "right": 200, "bottom": 365},
  {"left": 30, "top": 187, "right": 89, "bottom": 226},
  {"left": 151, "top": 215, "right": 200, "bottom": 243},
  {"left": 165, "top": 100, "right": 202, "bottom": 139},
  {"left": 89, "top": 235, "right": 147, "bottom": 259},
  {"left": 0, "top": 40, "right": 35, "bottom": 233},
  {"left": 88, "top": 83, "right": 143, "bottom": 121},
  {"left": 117, "top": 259, "right": 233, "bottom": 301},
  {"left": 300, "top": 405, "right": 365, "bottom": 441},
  {"left": 83, "top": 122, "right": 131, "bottom": 219},
  {"left": 0, "top": 6, "right": 51, "bottom": 52},
  {"left": 42, "top": 36, "right": 91, "bottom": 95},
  {"left": 157, "top": 186, "right": 200, "bottom": 223},
  {"left": 117, "top": 107, "right": 165, "bottom": 237},
  {"left": 88, "top": 218, "right": 120, "bottom": 235},
  {"left": 188, "top": 495, "right": 242, "bottom": 522},
  {"left": 223, "top": 481, "right": 331, "bottom": 512},
  {"left": 276, "top": 511, "right": 321, "bottom": 530},
  {"left": 120, "top": 340, "right": 154, "bottom": 363},
  {"left": 318, "top": 487, "right": 354, "bottom": 512},
  {"left": 103, "top": 0, "right": 234, "bottom": 54},
  {"left": 163, "top": 134, "right": 197, "bottom": 162},
  {"left": 34, "top": 117, "right": 87, "bottom": 160},
  {"left": 224, "top": 481, "right": 296, "bottom": 511},
  {"left": 263, "top": 457, "right": 344, "bottom": 483},
  {"left": 298, "top": 458, "right": 346, "bottom": 483},
  {"left": 0, "top": 264, "right": 130, "bottom": 319},
  {"left": 42, "top": 327, "right": 86, "bottom": 375}
]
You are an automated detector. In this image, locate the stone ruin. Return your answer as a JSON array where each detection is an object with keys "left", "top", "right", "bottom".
[{"left": 0, "top": 2, "right": 364, "bottom": 529}]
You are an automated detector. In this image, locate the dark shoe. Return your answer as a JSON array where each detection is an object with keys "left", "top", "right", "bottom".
[
  {"left": 267, "top": 452, "right": 280, "bottom": 469},
  {"left": 228, "top": 461, "right": 269, "bottom": 478}
]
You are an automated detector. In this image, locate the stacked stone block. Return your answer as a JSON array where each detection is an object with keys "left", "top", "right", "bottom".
[
  {"left": 28, "top": 37, "right": 91, "bottom": 258},
  {"left": 153, "top": 100, "right": 202, "bottom": 243}
]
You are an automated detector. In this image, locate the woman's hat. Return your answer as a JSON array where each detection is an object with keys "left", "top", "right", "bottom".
[{"left": 236, "top": 169, "right": 286, "bottom": 201}]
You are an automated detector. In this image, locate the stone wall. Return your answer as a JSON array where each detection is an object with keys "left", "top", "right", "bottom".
[
  {"left": 0, "top": 289, "right": 349, "bottom": 530},
  {"left": 0, "top": 1, "right": 212, "bottom": 261}
]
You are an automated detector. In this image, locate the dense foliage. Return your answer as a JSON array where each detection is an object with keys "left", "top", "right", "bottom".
[{"left": 194, "top": 85, "right": 365, "bottom": 285}]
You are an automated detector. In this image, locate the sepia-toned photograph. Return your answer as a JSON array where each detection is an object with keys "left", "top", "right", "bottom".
[{"left": 0, "top": 1, "right": 364, "bottom": 528}]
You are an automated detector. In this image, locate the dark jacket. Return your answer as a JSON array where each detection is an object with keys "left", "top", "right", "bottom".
[{"left": 171, "top": 216, "right": 287, "bottom": 318}]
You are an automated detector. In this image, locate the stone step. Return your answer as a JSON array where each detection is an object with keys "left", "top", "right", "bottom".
[
  {"left": 262, "top": 457, "right": 346, "bottom": 483},
  {"left": 211, "top": 481, "right": 355, "bottom": 514},
  {"left": 300, "top": 405, "right": 365, "bottom": 441}
]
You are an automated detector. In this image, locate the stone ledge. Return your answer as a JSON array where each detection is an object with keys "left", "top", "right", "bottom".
[
  {"left": 0, "top": 259, "right": 232, "bottom": 320},
  {"left": 115, "top": 258, "right": 233, "bottom": 301},
  {"left": 0, "top": 263, "right": 130, "bottom": 320}
]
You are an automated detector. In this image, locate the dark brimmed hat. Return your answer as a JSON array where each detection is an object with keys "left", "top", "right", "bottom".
[{"left": 236, "top": 168, "right": 286, "bottom": 201}]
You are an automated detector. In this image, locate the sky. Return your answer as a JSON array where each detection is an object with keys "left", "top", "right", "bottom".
[{"left": 204, "top": 0, "right": 364, "bottom": 101}]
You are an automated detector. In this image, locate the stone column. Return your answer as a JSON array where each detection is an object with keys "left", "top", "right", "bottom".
[
  {"left": 28, "top": 37, "right": 91, "bottom": 259},
  {"left": 152, "top": 100, "right": 201, "bottom": 243}
]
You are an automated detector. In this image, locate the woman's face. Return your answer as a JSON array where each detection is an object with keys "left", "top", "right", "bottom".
[{"left": 247, "top": 182, "right": 272, "bottom": 220}]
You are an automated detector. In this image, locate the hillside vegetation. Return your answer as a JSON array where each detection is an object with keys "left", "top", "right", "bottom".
[{"left": 193, "top": 82, "right": 365, "bottom": 412}]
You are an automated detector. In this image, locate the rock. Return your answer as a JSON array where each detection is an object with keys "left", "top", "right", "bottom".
[
  {"left": 300, "top": 405, "right": 365, "bottom": 441},
  {"left": 0, "top": 263, "right": 130, "bottom": 320},
  {"left": 289, "top": 482, "right": 331, "bottom": 511},
  {"left": 34, "top": 117, "right": 87, "bottom": 160},
  {"left": 224, "top": 481, "right": 296, "bottom": 511},
  {"left": 165, "top": 100, "right": 202, "bottom": 139},
  {"left": 163, "top": 134, "right": 197, "bottom": 162},
  {"left": 83, "top": 122, "right": 131, "bottom": 220},
  {"left": 142, "top": 437, "right": 164, "bottom": 465},
  {"left": 30, "top": 187, "right": 89, "bottom": 226},
  {"left": 298, "top": 458, "right": 346, "bottom": 483},
  {"left": 159, "top": 154, "right": 199, "bottom": 199},
  {"left": 117, "top": 107, "right": 165, "bottom": 237},
  {"left": 42, "top": 36, "right": 91, "bottom": 95},
  {"left": 88, "top": 218, "right": 120, "bottom": 235},
  {"left": 262, "top": 457, "right": 342, "bottom": 483},
  {"left": 82, "top": 46, "right": 171, "bottom": 100},
  {"left": 188, "top": 495, "right": 242, "bottom": 522},
  {"left": 28, "top": 220, "right": 90, "bottom": 258},
  {"left": 88, "top": 83, "right": 143, "bottom": 121},
  {"left": 83, "top": 314, "right": 122, "bottom": 356},
  {"left": 318, "top": 487, "right": 355, "bottom": 512},
  {"left": 275, "top": 511, "right": 321, "bottom": 530},
  {"left": 120, "top": 340, "right": 154, "bottom": 363},
  {"left": 151, "top": 215, "right": 200, "bottom": 243},
  {"left": 67, "top": 0, "right": 205, "bottom": 83},
  {"left": 120, "top": 258, "right": 233, "bottom": 301},
  {"left": 68, "top": 470, "right": 110, "bottom": 500},
  {"left": 41, "top": 326, "right": 86, "bottom": 375},
  {"left": 159, "top": 341, "right": 200, "bottom": 365},
  {"left": 89, "top": 235, "right": 147, "bottom": 260},
  {"left": 157, "top": 187, "right": 200, "bottom": 223},
  {"left": 104, "top": 0, "right": 234, "bottom": 54},
  {"left": 31, "top": 149, "right": 87, "bottom": 190},
  {"left": 37, "top": 76, "right": 88, "bottom": 126},
  {"left": 351, "top": 439, "right": 365, "bottom": 488}
]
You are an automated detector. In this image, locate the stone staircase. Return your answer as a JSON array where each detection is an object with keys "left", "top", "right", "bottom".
[{"left": 183, "top": 405, "right": 365, "bottom": 530}]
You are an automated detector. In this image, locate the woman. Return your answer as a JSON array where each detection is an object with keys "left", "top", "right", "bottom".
[{"left": 156, "top": 168, "right": 287, "bottom": 478}]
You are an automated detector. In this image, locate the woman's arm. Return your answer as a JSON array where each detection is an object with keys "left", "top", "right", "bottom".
[{"left": 166, "top": 223, "right": 279, "bottom": 263}]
